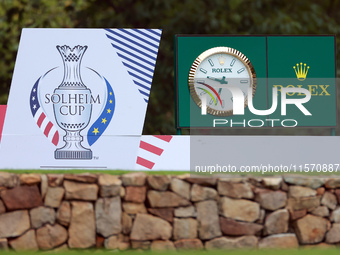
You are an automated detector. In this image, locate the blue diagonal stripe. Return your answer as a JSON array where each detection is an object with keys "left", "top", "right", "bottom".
[
  {"left": 148, "top": 29, "right": 162, "bottom": 37},
  {"left": 133, "top": 29, "right": 160, "bottom": 43},
  {"left": 119, "top": 29, "right": 158, "bottom": 49},
  {"left": 138, "top": 89, "right": 150, "bottom": 97},
  {"left": 128, "top": 71, "right": 152, "bottom": 85},
  {"left": 117, "top": 53, "right": 153, "bottom": 73},
  {"left": 123, "top": 62, "right": 153, "bottom": 79},
  {"left": 111, "top": 44, "right": 155, "bottom": 67},
  {"left": 106, "top": 29, "right": 157, "bottom": 55},
  {"left": 133, "top": 81, "right": 151, "bottom": 91},
  {"left": 106, "top": 34, "right": 156, "bottom": 61}
]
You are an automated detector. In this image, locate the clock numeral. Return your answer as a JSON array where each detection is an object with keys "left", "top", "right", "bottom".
[
  {"left": 208, "top": 59, "right": 214, "bottom": 66},
  {"left": 240, "top": 80, "right": 248, "bottom": 83},
  {"left": 230, "top": 59, "right": 236, "bottom": 67},
  {"left": 237, "top": 68, "right": 245, "bottom": 74},
  {"left": 200, "top": 68, "right": 207, "bottom": 74}
]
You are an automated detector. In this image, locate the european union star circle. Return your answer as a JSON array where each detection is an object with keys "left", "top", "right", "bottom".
[{"left": 87, "top": 77, "right": 115, "bottom": 146}]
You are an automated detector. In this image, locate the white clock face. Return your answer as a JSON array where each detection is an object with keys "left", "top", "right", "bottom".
[{"left": 189, "top": 47, "right": 256, "bottom": 116}]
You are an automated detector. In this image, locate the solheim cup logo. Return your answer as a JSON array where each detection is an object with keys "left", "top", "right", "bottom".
[
  {"left": 54, "top": 45, "right": 92, "bottom": 159},
  {"left": 29, "top": 45, "right": 115, "bottom": 160}
]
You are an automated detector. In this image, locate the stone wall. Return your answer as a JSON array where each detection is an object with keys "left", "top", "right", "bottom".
[{"left": 0, "top": 172, "right": 339, "bottom": 251}]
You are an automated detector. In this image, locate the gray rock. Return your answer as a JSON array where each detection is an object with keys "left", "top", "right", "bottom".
[
  {"left": 259, "top": 233, "right": 299, "bottom": 249},
  {"left": 197, "top": 200, "right": 222, "bottom": 240},
  {"left": 217, "top": 181, "right": 253, "bottom": 199},
  {"left": 219, "top": 196, "right": 260, "bottom": 222},
  {"left": 44, "top": 187, "right": 65, "bottom": 208},
  {"left": 0, "top": 210, "right": 30, "bottom": 238},
  {"left": 205, "top": 236, "right": 258, "bottom": 250},
  {"left": 174, "top": 206, "right": 197, "bottom": 218},
  {"left": 321, "top": 192, "right": 337, "bottom": 210},
  {"left": 173, "top": 218, "right": 197, "bottom": 240},
  {"left": 170, "top": 178, "right": 191, "bottom": 200},
  {"left": 294, "top": 214, "right": 329, "bottom": 244},
  {"left": 95, "top": 197, "right": 121, "bottom": 237},
  {"left": 9, "top": 229, "right": 38, "bottom": 251},
  {"left": 30, "top": 206, "right": 55, "bottom": 228},
  {"left": 130, "top": 214, "right": 172, "bottom": 241},
  {"left": 191, "top": 184, "right": 218, "bottom": 202},
  {"left": 264, "top": 209, "right": 289, "bottom": 235},
  {"left": 325, "top": 223, "right": 340, "bottom": 243}
]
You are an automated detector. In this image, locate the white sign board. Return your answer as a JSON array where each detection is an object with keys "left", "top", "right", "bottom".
[{"left": 0, "top": 28, "right": 162, "bottom": 169}]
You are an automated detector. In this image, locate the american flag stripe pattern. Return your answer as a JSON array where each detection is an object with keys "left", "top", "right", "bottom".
[
  {"left": 30, "top": 77, "right": 59, "bottom": 146},
  {"left": 136, "top": 135, "right": 173, "bottom": 169},
  {"left": 0, "top": 105, "right": 6, "bottom": 144},
  {"left": 105, "top": 28, "right": 162, "bottom": 103}
]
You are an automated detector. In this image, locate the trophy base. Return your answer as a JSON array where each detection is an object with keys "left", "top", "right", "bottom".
[{"left": 55, "top": 150, "right": 92, "bottom": 160}]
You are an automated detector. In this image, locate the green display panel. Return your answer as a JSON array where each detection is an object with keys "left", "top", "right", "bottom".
[{"left": 175, "top": 35, "right": 336, "bottom": 128}]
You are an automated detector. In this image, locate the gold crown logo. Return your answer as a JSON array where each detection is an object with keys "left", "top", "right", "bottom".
[
  {"left": 293, "top": 62, "right": 309, "bottom": 81},
  {"left": 218, "top": 56, "right": 226, "bottom": 66}
]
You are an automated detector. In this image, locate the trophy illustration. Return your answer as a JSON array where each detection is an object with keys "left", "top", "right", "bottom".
[{"left": 53, "top": 45, "right": 92, "bottom": 159}]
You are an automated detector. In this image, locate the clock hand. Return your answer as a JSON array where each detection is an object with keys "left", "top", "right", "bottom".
[
  {"left": 196, "top": 81, "right": 223, "bottom": 106},
  {"left": 207, "top": 76, "right": 228, "bottom": 84}
]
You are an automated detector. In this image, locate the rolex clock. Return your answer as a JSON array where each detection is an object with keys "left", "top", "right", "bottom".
[{"left": 188, "top": 47, "right": 256, "bottom": 116}]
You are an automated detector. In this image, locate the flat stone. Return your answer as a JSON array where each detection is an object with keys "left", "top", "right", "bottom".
[
  {"left": 64, "top": 180, "right": 98, "bottom": 201},
  {"left": 98, "top": 174, "right": 121, "bottom": 197},
  {"left": 288, "top": 196, "right": 321, "bottom": 210},
  {"left": 335, "top": 189, "right": 340, "bottom": 203},
  {"left": 0, "top": 238, "right": 8, "bottom": 250},
  {"left": 130, "top": 214, "right": 172, "bottom": 241},
  {"left": 262, "top": 177, "right": 282, "bottom": 190},
  {"left": 9, "top": 229, "right": 38, "bottom": 251},
  {"left": 289, "top": 209, "right": 307, "bottom": 220},
  {"left": 40, "top": 174, "right": 48, "bottom": 199},
  {"left": 68, "top": 202, "right": 96, "bottom": 248},
  {"left": 44, "top": 187, "right": 65, "bottom": 208},
  {"left": 147, "top": 191, "right": 190, "bottom": 207},
  {"left": 174, "top": 239, "right": 204, "bottom": 250},
  {"left": 148, "top": 208, "right": 174, "bottom": 223},
  {"left": 174, "top": 206, "right": 197, "bottom": 218},
  {"left": 147, "top": 175, "right": 171, "bottom": 191},
  {"left": 95, "top": 197, "right": 121, "bottom": 237},
  {"left": 220, "top": 217, "right": 263, "bottom": 236},
  {"left": 317, "top": 187, "right": 325, "bottom": 196},
  {"left": 284, "top": 176, "right": 325, "bottom": 189},
  {"left": 197, "top": 200, "right": 221, "bottom": 240},
  {"left": 173, "top": 218, "right": 197, "bottom": 240},
  {"left": 259, "top": 233, "right": 299, "bottom": 249},
  {"left": 303, "top": 243, "right": 336, "bottom": 249},
  {"left": 36, "top": 224, "right": 68, "bottom": 250},
  {"left": 64, "top": 173, "right": 97, "bottom": 183},
  {"left": 254, "top": 189, "right": 287, "bottom": 211},
  {"left": 205, "top": 236, "right": 258, "bottom": 250},
  {"left": 218, "top": 181, "right": 253, "bottom": 199},
  {"left": 321, "top": 191, "right": 337, "bottom": 210},
  {"left": 57, "top": 201, "right": 71, "bottom": 226},
  {"left": 0, "top": 172, "right": 18, "bottom": 188},
  {"left": 331, "top": 207, "right": 340, "bottom": 222},
  {"left": 288, "top": 185, "right": 317, "bottom": 198},
  {"left": 131, "top": 240, "right": 151, "bottom": 250},
  {"left": 325, "top": 223, "right": 340, "bottom": 243},
  {"left": 1, "top": 185, "right": 42, "bottom": 211},
  {"left": 311, "top": 206, "right": 329, "bottom": 217},
  {"left": 30, "top": 206, "right": 55, "bottom": 228},
  {"left": 219, "top": 196, "right": 260, "bottom": 222},
  {"left": 0, "top": 210, "right": 30, "bottom": 238},
  {"left": 151, "top": 240, "right": 176, "bottom": 251},
  {"left": 184, "top": 177, "right": 217, "bottom": 186},
  {"left": 122, "top": 212, "right": 132, "bottom": 235},
  {"left": 325, "top": 178, "right": 340, "bottom": 188},
  {"left": 122, "top": 202, "right": 147, "bottom": 214},
  {"left": 294, "top": 214, "right": 329, "bottom": 244},
  {"left": 170, "top": 178, "right": 191, "bottom": 200},
  {"left": 191, "top": 184, "right": 218, "bottom": 202},
  {"left": 19, "top": 174, "right": 41, "bottom": 185},
  {"left": 104, "top": 235, "right": 118, "bottom": 249},
  {"left": 124, "top": 186, "right": 146, "bottom": 203},
  {"left": 122, "top": 172, "right": 146, "bottom": 186},
  {"left": 47, "top": 174, "right": 64, "bottom": 187},
  {"left": 264, "top": 209, "right": 289, "bottom": 235}
]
